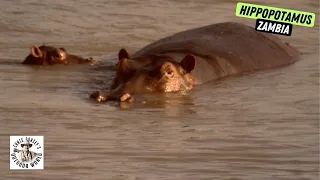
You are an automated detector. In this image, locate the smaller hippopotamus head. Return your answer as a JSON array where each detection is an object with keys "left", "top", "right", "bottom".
[
  {"left": 90, "top": 48, "right": 198, "bottom": 102},
  {"left": 22, "top": 45, "right": 96, "bottom": 65}
]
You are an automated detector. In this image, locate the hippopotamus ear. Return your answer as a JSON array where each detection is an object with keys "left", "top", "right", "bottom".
[
  {"left": 180, "top": 55, "right": 196, "bottom": 73},
  {"left": 118, "top": 48, "right": 130, "bottom": 60},
  {"left": 31, "top": 46, "right": 43, "bottom": 58},
  {"left": 59, "top": 48, "right": 66, "bottom": 52}
]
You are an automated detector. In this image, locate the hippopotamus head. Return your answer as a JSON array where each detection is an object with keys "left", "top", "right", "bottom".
[
  {"left": 22, "top": 45, "right": 96, "bottom": 65},
  {"left": 90, "top": 48, "right": 198, "bottom": 102}
]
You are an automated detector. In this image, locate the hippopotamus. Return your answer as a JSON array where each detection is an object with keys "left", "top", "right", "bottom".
[
  {"left": 90, "top": 22, "right": 300, "bottom": 102},
  {"left": 22, "top": 45, "right": 96, "bottom": 65}
]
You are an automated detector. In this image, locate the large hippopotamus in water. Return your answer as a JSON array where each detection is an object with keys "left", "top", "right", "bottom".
[
  {"left": 90, "top": 22, "right": 300, "bottom": 102},
  {"left": 22, "top": 45, "right": 96, "bottom": 65}
]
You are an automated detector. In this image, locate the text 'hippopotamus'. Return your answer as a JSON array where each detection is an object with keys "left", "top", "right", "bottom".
[{"left": 90, "top": 22, "right": 300, "bottom": 102}]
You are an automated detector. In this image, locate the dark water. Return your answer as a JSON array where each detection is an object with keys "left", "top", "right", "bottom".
[{"left": 0, "top": 0, "right": 319, "bottom": 180}]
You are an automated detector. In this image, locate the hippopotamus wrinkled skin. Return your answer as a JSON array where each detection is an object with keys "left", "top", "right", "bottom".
[
  {"left": 90, "top": 22, "right": 300, "bottom": 102},
  {"left": 22, "top": 45, "right": 96, "bottom": 65}
]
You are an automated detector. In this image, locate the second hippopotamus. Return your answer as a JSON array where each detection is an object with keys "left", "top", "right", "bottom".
[{"left": 22, "top": 45, "right": 96, "bottom": 66}]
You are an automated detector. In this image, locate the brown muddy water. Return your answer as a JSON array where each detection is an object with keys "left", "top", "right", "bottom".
[{"left": 0, "top": 0, "right": 319, "bottom": 180}]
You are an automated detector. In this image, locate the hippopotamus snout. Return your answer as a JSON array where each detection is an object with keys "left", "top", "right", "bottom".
[
  {"left": 66, "top": 54, "right": 96, "bottom": 65},
  {"left": 90, "top": 91, "right": 134, "bottom": 102},
  {"left": 22, "top": 45, "right": 96, "bottom": 65}
]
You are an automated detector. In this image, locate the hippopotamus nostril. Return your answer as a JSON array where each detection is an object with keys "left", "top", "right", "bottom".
[
  {"left": 90, "top": 91, "right": 108, "bottom": 102},
  {"left": 86, "top": 57, "right": 94, "bottom": 61},
  {"left": 96, "top": 96, "right": 106, "bottom": 102},
  {"left": 89, "top": 91, "right": 101, "bottom": 99},
  {"left": 85, "top": 57, "right": 97, "bottom": 65}
]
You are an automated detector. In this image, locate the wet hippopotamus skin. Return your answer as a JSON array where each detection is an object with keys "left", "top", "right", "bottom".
[
  {"left": 22, "top": 45, "right": 96, "bottom": 65},
  {"left": 90, "top": 22, "right": 300, "bottom": 102}
]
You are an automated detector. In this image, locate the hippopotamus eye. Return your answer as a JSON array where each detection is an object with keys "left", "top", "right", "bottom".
[
  {"left": 166, "top": 69, "right": 174, "bottom": 77},
  {"left": 54, "top": 52, "right": 66, "bottom": 60},
  {"left": 55, "top": 53, "right": 62, "bottom": 58}
]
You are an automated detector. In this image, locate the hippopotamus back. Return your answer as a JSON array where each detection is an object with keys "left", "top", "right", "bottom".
[{"left": 132, "top": 22, "right": 300, "bottom": 83}]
